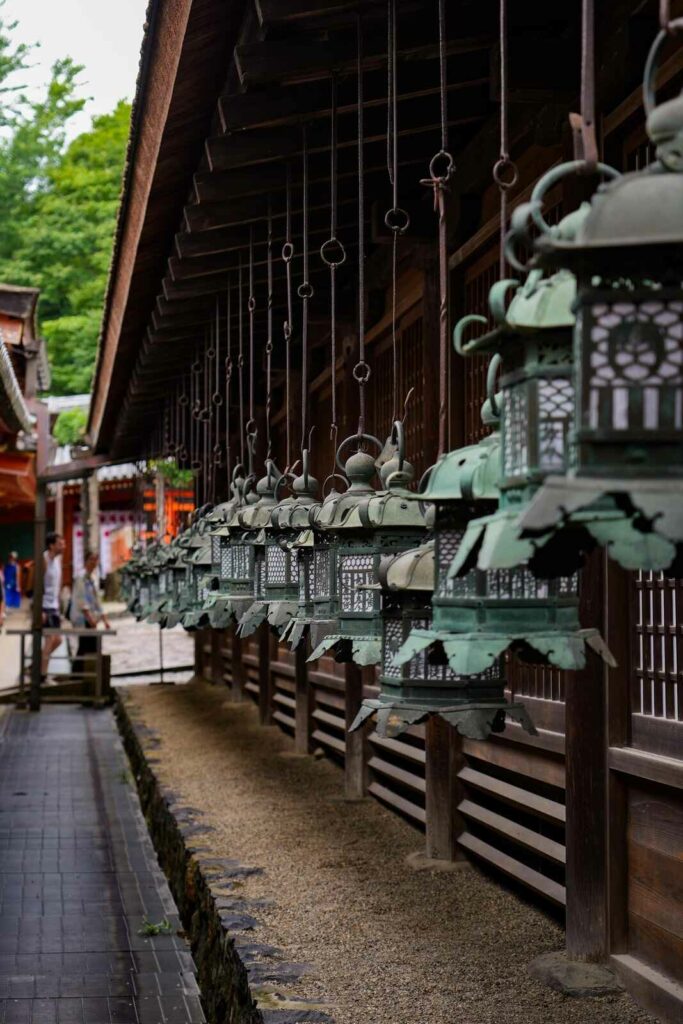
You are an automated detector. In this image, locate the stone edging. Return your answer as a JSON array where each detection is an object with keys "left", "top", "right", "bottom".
[{"left": 115, "top": 691, "right": 335, "bottom": 1024}]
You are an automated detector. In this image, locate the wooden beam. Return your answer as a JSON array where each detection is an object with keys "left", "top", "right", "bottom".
[
  {"left": 39, "top": 453, "right": 127, "bottom": 484},
  {"left": 234, "top": 34, "right": 491, "bottom": 89}
]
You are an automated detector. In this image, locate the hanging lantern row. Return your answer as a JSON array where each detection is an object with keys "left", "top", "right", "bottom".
[{"left": 121, "top": 13, "right": 682, "bottom": 747}]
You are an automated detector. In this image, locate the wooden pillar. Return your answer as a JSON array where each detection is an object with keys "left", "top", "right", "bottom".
[
  {"left": 258, "top": 624, "right": 272, "bottom": 725},
  {"left": 565, "top": 550, "right": 608, "bottom": 961},
  {"left": 344, "top": 663, "right": 368, "bottom": 799},
  {"left": 294, "top": 642, "right": 311, "bottom": 754},
  {"left": 194, "top": 632, "right": 205, "bottom": 679},
  {"left": 229, "top": 625, "right": 245, "bottom": 701},
  {"left": 605, "top": 557, "right": 631, "bottom": 956},
  {"left": 30, "top": 400, "right": 49, "bottom": 712},
  {"left": 210, "top": 629, "right": 224, "bottom": 685},
  {"left": 424, "top": 716, "right": 467, "bottom": 861}
]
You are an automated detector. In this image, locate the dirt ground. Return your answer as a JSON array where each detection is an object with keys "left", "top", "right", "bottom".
[{"left": 123, "top": 680, "right": 655, "bottom": 1024}]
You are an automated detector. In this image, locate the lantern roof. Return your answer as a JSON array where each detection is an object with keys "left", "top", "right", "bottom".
[
  {"left": 420, "top": 432, "right": 501, "bottom": 503},
  {"left": 381, "top": 541, "right": 435, "bottom": 592}
]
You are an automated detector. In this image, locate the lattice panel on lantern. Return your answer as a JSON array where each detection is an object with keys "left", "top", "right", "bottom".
[
  {"left": 503, "top": 387, "right": 529, "bottom": 477},
  {"left": 588, "top": 300, "right": 683, "bottom": 432},
  {"left": 254, "top": 552, "right": 265, "bottom": 595},
  {"left": 266, "top": 545, "right": 287, "bottom": 584},
  {"left": 221, "top": 545, "right": 233, "bottom": 579},
  {"left": 632, "top": 571, "right": 683, "bottom": 722},
  {"left": 383, "top": 619, "right": 404, "bottom": 678},
  {"left": 314, "top": 548, "right": 331, "bottom": 597},
  {"left": 339, "top": 553, "right": 375, "bottom": 613},
  {"left": 435, "top": 528, "right": 466, "bottom": 598},
  {"left": 538, "top": 376, "right": 574, "bottom": 471},
  {"left": 211, "top": 536, "right": 221, "bottom": 564}
]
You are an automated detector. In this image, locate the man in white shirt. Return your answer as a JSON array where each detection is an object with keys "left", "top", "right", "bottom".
[{"left": 41, "top": 531, "right": 65, "bottom": 681}]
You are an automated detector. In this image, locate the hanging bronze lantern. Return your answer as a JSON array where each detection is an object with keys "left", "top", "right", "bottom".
[
  {"left": 203, "top": 465, "right": 248, "bottom": 628},
  {"left": 180, "top": 514, "right": 214, "bottom": 632},
  {"left": 308, "top": 428, "right": 426, "bottom": 667},
  {"left": 449, "top": 265, "right": 588, "bottom": 579},
  {"left": 519, "top": 30, "right": 683, "bottom": 573},
  {"left": 268, "top": 453, "right": 319, "bottom": 637},
  {"left": 282, "top": 474, "right": 346, "bottom": 651},
  {"left": 236, "top": 461, "right": 280, "bottom": 637},
  {"left": 386, "top": 385, "right": 612, "bottom": 708}
]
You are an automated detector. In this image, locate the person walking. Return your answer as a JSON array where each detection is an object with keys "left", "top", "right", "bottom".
[
  {"left": 41, "top": 531, "right": 65, "bottom": 682},
  {"left": 4, "top": 552, "right": 20, "bottom": 610},
  {"left": 70, "top": 551, "right": 110, "bottom": 676}
]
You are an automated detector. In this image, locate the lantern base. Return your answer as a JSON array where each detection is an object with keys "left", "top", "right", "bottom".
[
  {"left": 237, "top": 601, "right": 269, "bottom": 637},
  {"left": 521, "top": 476, "right": 683, "bottom": 574},
  {"left": 308, "top": 633, "right": 382, "bottom": 667},
  {"left": 396, "top": 626, "right": 615, "bottom": 675},
  {"left": 181, "top": 610, "right": 211, "bottom": 632},
  {"left": 350, "top": 697, "right": 537, "bottom": 740}
]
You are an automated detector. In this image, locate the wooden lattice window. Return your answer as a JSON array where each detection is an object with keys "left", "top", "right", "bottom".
[{"left": 632, "top": 572, "right": 683, "bottom": 723}]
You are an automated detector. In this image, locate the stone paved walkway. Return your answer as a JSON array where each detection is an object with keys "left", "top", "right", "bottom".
[{"left": 0, "top": 706, "right": 205, "bottom": 1024}]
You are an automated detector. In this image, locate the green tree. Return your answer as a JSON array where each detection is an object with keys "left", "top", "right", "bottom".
[
  {"left": 0, "top": 6, "right": 130, "bottom": 396},
  {"left": 53, "top": 406, "right": 87, "bottom": 446}
]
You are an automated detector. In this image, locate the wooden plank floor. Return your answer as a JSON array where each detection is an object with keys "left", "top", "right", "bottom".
[{"left": 0, "top": 707, "right": 204, "bottom": 1024}]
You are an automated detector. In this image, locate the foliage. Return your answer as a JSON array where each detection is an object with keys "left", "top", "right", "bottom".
[
  {"left": 0, "top": 7, "right": 131, "bottom": 395},
  {"left": 137, "top": 917, "right": 174, "bottom": 937},
  {"left": 150, "top": 459, "right": 195, "bottom": 490},
  {"left": 53, "top": 406, "right": 88, "bottom": 446}
]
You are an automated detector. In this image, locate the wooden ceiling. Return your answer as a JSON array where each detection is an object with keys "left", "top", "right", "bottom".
[{"left": 92, "top": 0, "right": 657, "bottom": 460}]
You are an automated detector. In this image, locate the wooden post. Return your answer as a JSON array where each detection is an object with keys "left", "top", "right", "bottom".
[
  {"left": 258, "top": 624, "right": 272, "bottom": 725},
  {"left": 230, "top": 625, "right": 245, "bottom": 701},
  {"left": 344, "top": 663, "right": 368, "bottom": 799},
  {"left": 605, "top": 556, "right": 631, "bottom": 956},
  {"left": 30, "top": 400, "right": 49, "bottom": 713},
  {"left": 194, "top": 631, "right": 205, "bottom": 680},
  {"left": 210, "top": 629, "right": 224, "bottom": 685},
  {"left": 565, "top": 550, "right": 608, "bottom": 961},
  {"left": 294, "top": 642, "right": 311, "bottom": 754},
  {"left": 424, "top": 716, "right": 467, "bottom": 861}
]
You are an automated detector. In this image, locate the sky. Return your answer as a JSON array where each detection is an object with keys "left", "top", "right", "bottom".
[{"left": 2, "top": 0, "right": 148, "bottom": 138}]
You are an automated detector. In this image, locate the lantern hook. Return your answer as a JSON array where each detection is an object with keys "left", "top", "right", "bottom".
[
  {"left": 529, "top": 160, "right": 620, "bottom": 236},
  {"left": 453, "top": 314, "right": 487, "bottom": 357},
  {"left": 486, "top": 354, "right": 502, "bottom": 420},
  {"left": 489, "top": 279, "right": 521, "bottom": 326}
]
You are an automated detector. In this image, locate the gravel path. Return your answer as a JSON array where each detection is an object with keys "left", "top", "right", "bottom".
[{"left": 124, "top": 680, "right": 655, "bottom": 1024}]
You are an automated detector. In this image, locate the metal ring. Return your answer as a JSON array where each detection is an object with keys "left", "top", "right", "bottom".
[
  {"left": 428, "top": 149, "right": 455, "bottom": 182},
  {"left": 212, "top": 392, "right": 223, "bottom": 406},
  {"left": 298, "top": 281, "right": 314, "bottom": 300},
  {"left": 283, "top": 321, "right": 292, "bottom": 340},
  {"left": 352, "top": 361, "right": 371, "bottom": 384},
  {"left": 322, "top": 472, "right": 348, "bottom": 497},
  {"left": 384, "top": 207, "right": 411, "bottom": 234},
  {"left": 178, "top": 395, "right": 189, "bottom": 407},
  {"left": 492, "top": 157, "right": 519, "bottom": 190},
  {"left": 191, "top": 459, "right": 202, "bottom": 470},
  {"left": 248, "top": 297, "right": 256, "bottom": 313},
  {"left": 282, "top": 241, "right": 294, "bottom": 262},
  {"left": 529, "top": 160, "right": 620, "bottom": 235},
  {"left": 320, "top": 237, "right": 347, "bottom": 267},
  {"left": 206, "top": 348, "right": 215, "bottom": 359},
  {"left": 191, "top": 361, "right": 201, "bottom": 374},
  {"left": 335, "top": 432, "right": 383, "bottom": 472},
  {"left": 644, "top": 21, "right": 683, "bottom": 117}
]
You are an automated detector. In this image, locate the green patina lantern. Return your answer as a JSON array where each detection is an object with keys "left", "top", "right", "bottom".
[
  {"left": 157, "top": 536, "right": 185, "bottom": 629},
  {"left": 308, "top": 427, "right": 426, "bottom": 667},
  {"left": 180, "top": 512, "right": 215, "bottom": 631},
  {"left": 267, "top": 453, "right": 319, "bottom": 638},
  {"left": 122, "top": 543, "right": 144, "bottom": 617},
  {"left": 352, "top": 539, "right": 527, "bottom": 739},
  {"left": 385, "top": 389, "right": 613, "bottom": 712},
  {"left": 236, "top": 461, "right": 281, "bottom": 637},
  {"left": 519, "top": 29, "right": 683, "bottom": 574},
  {"left": 203, "top": 465, "right": 248, "bottom": 628},
  {"left": 449, "top": 266, "right": 581, "bottom": 579}
]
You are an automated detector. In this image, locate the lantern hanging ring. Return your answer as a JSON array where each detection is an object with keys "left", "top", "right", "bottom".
[
  {"left": 353, "top": 361, "right": 371, "bottom": 384},
  {"left": 492, "top": 156, "right": 518, "bottom": 191},
  {"left": 486, "top": 354, "right": 502, "bottom": 420},
  {"left": 322, "top": 472, "right": 349, "bottom": 497},
  {"left": 384, "top": 207, "right": 410, "bottom": 234},
  {"left": 453, "top": 313, "right": 487, "bottom": 357},
  {"left": 320, "top": 237, "right": 347, "bottom": 268},
  {"left": 529, "top": 159, "right": 621, "bottom": 235},
  {"left": 644, "top": 19, "right": 683, "bottom": 118},
  {"left": 335, "top": 431, "right": 383, "bottom": 472}
]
